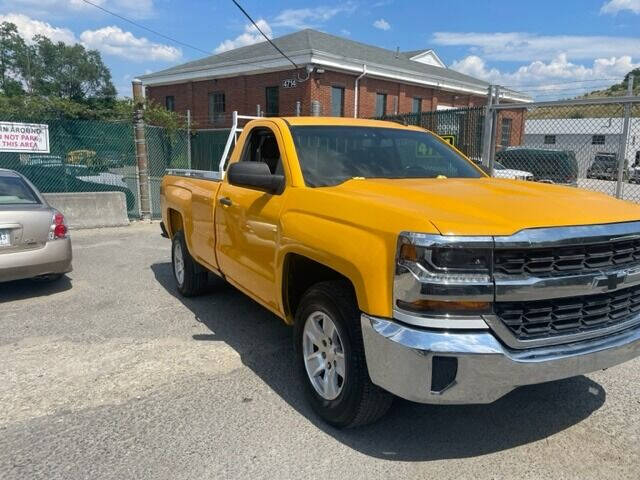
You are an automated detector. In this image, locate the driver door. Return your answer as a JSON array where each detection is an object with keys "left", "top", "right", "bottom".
[{"left": 215, "top": 122, "right": 288, "bottom": 313}]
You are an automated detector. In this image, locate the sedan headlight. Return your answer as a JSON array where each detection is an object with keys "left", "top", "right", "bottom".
[{"left": 394, "top": 233, "right": 494, "bottom": 322}]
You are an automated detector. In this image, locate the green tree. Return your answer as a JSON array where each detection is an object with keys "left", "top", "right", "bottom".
[
  {"left": 25, "top": 35, "right": 116, "bottom": 102},
  {"left": 0, "top": 22, "right": 26, "bottom": 96}
]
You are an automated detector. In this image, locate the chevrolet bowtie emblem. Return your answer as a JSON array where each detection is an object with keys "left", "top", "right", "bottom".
[{"left": 593, "top": 271, "right": 627, "bottom": 291}]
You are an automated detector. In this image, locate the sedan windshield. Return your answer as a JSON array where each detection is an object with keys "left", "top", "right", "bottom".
[
  {"left": 0, "top": 175, "right": 40, "bottom": 205},
  {"left": 290, "top": 126, "right": 483, "bottom": 187}
]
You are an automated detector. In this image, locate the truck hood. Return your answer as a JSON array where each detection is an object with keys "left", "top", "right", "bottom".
[{"left": 332, "top": 177, "right": 640, "bottom": 236}]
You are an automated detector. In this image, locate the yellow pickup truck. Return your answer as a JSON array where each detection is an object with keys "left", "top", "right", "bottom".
[{"left": 161, "top": 113, "right": 640, "bottom": 428}]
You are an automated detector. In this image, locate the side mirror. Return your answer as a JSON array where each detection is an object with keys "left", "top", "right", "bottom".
[{"left": 227, "top": 162, "right": 284, "bottom": 194}]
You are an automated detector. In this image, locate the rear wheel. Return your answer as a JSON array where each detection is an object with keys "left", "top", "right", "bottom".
[
  {"left": 294, "top": 280, "right": 393, "bottom": 428},
  {"left": 171, "top": 231, "right": 208, "bottom": 296}
]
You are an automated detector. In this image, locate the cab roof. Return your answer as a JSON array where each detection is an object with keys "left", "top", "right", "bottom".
[{"left": 277, "top": 116, "right": 424, "bottom": 130}]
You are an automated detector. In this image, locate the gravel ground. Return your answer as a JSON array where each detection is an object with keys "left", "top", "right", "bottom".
[{"left": 1, "top": 222, "right": 639, "bottom": 480}]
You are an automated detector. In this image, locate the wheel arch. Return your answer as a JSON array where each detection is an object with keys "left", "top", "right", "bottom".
[{"left": 281, "top": 251, "right": 363, "bottom": 324}]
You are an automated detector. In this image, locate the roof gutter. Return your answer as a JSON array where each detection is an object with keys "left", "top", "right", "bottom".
[{"left": 354, "top": 64, "right": 367, "bottom": 118}]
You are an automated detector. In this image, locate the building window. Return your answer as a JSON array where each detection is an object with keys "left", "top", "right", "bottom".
[
  {"left": 265, "top": 86, "right": 279, "bottom": 116},
  {"left": 165, "top": 96, "right": 175, "bottom": 112},
  {"left": 544, "top": 135, "right": 556, "bottom": 145},
  {"left": 412, "top": 97, "right": 422, "bottom": 114},
  {"left": 208, "top": 92, "right": 225, "bottom": 123},
  {"left": 375, "top": 93, "right": 387, "bottom": 117},
  {"left": 500, "top": 118, "right": 512, "bottom": 147},
  {"left": 331, "top": 86, "right": 344, "bottom": 117},
  {"left": 592, "top": 135, "right": 605, "bottom": 145}
]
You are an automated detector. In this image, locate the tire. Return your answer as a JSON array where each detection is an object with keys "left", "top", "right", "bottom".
[
  {"left": 294, "top": 280, "right": 393, "bottom": 428},
  {"left": 171, "top": 230, "right": 208, "bottom": 297}
]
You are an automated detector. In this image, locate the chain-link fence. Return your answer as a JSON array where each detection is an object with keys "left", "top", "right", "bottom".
[
  {"left": 0, "top": 118, "right": 141, "bottom": 216},
  {"left": 380, "top": 107, "right": 485, "bottom": 160},
  {"left": 489, "top": 98, "right": 640, "bottom": 202},
  {"left": 4, "top": 93, "right": 639, "bottom": 223},
  {"left": 380, "top": 95, "right": 640, "bottom": 204},
  {"left": 0, "top": 118, "right": 191, "bottom": 219}
]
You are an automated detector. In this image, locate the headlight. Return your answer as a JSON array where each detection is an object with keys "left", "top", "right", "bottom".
[{"left": 394, "top": 233, "right": 493, "bottom": 322}]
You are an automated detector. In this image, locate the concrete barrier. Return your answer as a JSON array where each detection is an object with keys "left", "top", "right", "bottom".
[{"left": 43, "top": 192, "right": 130, "bottom": 229}]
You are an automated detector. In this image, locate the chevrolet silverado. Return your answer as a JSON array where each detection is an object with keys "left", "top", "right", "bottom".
[{"left": 161, "top": 113, "right": 640, "bottom": 428}]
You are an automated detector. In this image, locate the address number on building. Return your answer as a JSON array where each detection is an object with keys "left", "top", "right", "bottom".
[{"left": 282, "top": 79, "right": 297, "bottom": 88}]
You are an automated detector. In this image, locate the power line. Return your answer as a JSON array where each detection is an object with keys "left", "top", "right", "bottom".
[
  {"left": 78, "top": 0, "right": 211, "bottom": 55},
  {"left": 502, "top": 77, "right": 622, "bottom": 89},
  {"left": 519, "top": 83, "right": 617, "bottom": 93},
  {"left": 230, "top": 0, "right": 309, "bottom": 81}
]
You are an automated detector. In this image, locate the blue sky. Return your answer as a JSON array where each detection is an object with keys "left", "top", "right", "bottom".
[{"left": 0, "top": 0, "right": 638, "bottom": 99}]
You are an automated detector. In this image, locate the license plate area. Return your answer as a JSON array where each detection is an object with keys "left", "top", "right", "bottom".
[{"left": 0, "top": 229, "right": 11, "bottom": 247}]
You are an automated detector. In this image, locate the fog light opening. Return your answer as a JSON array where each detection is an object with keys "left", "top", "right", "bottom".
[{"left": 430, "top": 356, "right": 458, "bottom": 394}]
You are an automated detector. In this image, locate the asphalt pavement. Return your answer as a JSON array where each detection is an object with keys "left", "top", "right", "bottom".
[{"left": 1, "top": 222, "right": 639, "bottom": 479}]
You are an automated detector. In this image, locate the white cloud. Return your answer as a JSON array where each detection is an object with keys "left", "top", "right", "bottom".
[
  {"left": 0, "top": 13, "right": 77, "bottom": 43},
  {"left": 373, "top": 18, "right": 391, "bottom": 30},
  {"left": 273, "top": 4, "right": 356, "bottom": 29},
  {"left": 80, "top": 26, "right": 181, "bottom": 62},
  {"left": 600, "top": 0, "right": 640, "bottom": 14},
  {"left": 451, "top": 54, "right": 639, "bottom": 99},
  {"left": 432, "top": 31, "right": 640, "bottom": 61},
  {"left": 340, "top": 29, "right": 351, "bottom": 36},
  {"left": 1, "top": 0, "right": 155, "bottom": 19},
  {"left": 214, "top": 19, "right": 272, "bottom": 53}
]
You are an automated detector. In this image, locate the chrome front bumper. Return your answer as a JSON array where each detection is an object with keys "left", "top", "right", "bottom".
[{"left": 361, "top": 313, "right": 640, "bottom": 404}]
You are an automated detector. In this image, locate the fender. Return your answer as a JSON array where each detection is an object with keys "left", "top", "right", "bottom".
[{"left": 277, "top": 210, "right": 397, "bottom": 320}]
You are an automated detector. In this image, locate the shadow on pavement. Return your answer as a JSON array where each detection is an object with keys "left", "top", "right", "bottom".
[
  {"left": 0, "top": 275, "right": 72, "bottom": 302},
  {"left": 151, "top": 261, "right": 606, "bottom": 461}
]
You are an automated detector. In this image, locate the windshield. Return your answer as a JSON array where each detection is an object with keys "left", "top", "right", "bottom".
[
  {"left": 0, "top": 175, "right": 40, "bottom": 205},
  {"left": 290, "top": 126, "right": 483, "bottom": 187}
]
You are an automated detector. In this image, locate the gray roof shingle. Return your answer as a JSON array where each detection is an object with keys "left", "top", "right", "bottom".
[{"left": 141, "top": 29, "right": 490, "bottom": 89}]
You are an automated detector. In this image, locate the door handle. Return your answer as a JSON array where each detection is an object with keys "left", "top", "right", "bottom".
[{"left": 219, "top": 197, "right": 232, "bottom": 207}]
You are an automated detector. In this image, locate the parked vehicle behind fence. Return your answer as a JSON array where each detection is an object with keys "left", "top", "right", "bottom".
[
  {"left": 14, "top": 165, "right": 136, "bottom": 212},
  {"left": 161, "top": 113, "right": 640, "bottom": 428},
  {"left": 0, "top": 169, "right": 72, "bottom": 283},
  {"left": 496, "top": 148, "right": 578, "bottom": 185},
  {"left": 587, "top": 153, "right": 626, "bottom": 181}
]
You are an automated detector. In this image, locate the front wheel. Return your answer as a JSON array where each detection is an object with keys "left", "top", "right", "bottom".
[{"left": 294, "top": 280, "right": 393, "bottom": 428}]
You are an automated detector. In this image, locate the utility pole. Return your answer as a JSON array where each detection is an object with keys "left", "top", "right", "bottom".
[
  {"left": 132, "top": 79, "right": 152, "bottom": 221},
  {"left": 616, "top": 74, "right": 634, "bottom": 199}
]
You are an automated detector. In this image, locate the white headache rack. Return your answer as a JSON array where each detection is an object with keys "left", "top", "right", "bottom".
[
  {"left": 218, "top": 111, "right": 260, "bottom": 179},
  {"left": 166, "top": 111, "right": 260, "bottom": 180}
]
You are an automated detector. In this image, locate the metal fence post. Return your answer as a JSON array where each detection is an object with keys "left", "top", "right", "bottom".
[
  {"left": 186, "top": 109, "right": 192, "bottom": 170},
  {"left": 481, "top": 86, "right": 494, "bottom": 167},
  {"left": 132, "top": 79, "right": 152, "bottom": 221},
  {"left": 616, "top": 75, "right": 634, "bottom": 198},
  {"left": 487, "top": 86, "right": 501, "bottom": 174}
]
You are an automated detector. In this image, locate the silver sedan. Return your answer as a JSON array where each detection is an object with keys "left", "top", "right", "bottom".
[{"left": 0, "top": 168, "right": 72, "bottom": 283}]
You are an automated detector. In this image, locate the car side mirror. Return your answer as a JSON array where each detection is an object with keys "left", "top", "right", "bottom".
[{"left": 227, "top": 162, "right": 284, "bottom": 194}]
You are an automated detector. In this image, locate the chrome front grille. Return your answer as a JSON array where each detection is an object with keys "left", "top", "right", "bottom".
[
  {"left": 495, "top": 284, "right": 640, "bottom": 342},
  {"left": 494, "top": 239, "right": 640, "bottom": 275}
]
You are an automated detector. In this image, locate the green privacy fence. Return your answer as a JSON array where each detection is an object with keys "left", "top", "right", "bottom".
[
  {"left": 0, "top": 118, "right": 140, "bottom": 216},
  {"left": 0, "top": 118, "right": 191, "bottom": 219},
  {"left": 378, "top": 107, "right": 486, "bottom": 161},
  {"left": 191, "top": 129, "right": 231, "bottom": 171}
]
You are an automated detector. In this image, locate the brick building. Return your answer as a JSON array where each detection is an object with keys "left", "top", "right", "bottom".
[{"left": 140, "top": 29, "right": 529, "bottom": 141}]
